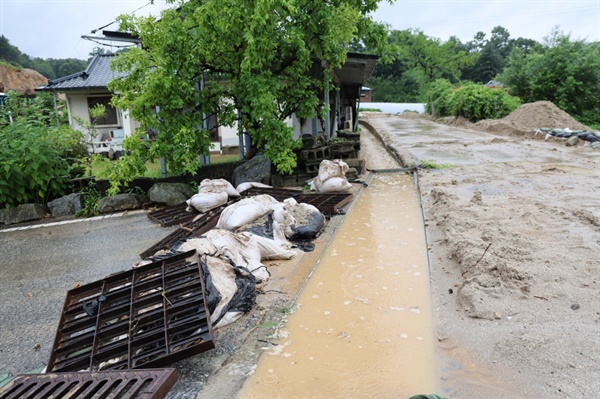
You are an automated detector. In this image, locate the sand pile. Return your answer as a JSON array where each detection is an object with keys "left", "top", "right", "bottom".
[{"left": 475, "top": 101, "right": 590, "bottom": 135}]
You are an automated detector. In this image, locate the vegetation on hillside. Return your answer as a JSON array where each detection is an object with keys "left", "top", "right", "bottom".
[{"left": 0, "top": 35, "right": 87, "bottom": 80}]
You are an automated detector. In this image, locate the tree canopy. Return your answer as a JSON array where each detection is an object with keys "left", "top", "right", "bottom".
[
  {"left": 499, "top": 27, "right": 600, "bottom": 126},
  {"left": 106, "top": 0, "right": 391, "bottom": 190}
]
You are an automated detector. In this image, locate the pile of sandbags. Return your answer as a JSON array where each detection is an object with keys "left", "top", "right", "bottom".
[
  {"left": 186, "top": 178, "right": 240, "bottom": 213},
  {"left": 309, "top": 159, "right": 353, "bottom": 193}
]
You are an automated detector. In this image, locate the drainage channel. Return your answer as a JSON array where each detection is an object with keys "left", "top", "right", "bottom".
[{"left": 237, "top": 172, "right": 438, "bottom": 398}]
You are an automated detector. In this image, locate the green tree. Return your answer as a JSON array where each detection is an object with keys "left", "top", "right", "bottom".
[
  {"left": 30, "top": 58, "right": 56, "bottom": 79},
  {"left": 500, "top": 27, "right": 600, "bottom": 125},
  {"left": 106, "top": 0, "right": 392, "bottom": 192}
]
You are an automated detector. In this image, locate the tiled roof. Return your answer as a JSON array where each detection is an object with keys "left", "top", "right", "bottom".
[{"left": 36, "top": 54, "right": 126, "bottom": 92}]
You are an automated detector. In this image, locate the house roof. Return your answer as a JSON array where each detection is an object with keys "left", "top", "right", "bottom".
[
  {"left": 333, "top": 53, "right": 379, "bottom": 87},
  {"left": 36, "top": 54, "right": 125, "bottom": 92}
]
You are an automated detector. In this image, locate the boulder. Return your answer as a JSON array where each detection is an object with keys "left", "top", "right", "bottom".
[
  {"left": 47, "top": 193, "right": 82, "bottom": 217},
  {"left": 233, "top": 153, "right": 272, "bottom": 187},
  {"left": 98, "top": 193, "right": 148, "bottom": 214},
  {"left": 148, "top": 182, "right": 194, "bottom": 205},
  {"left": 0, "top": 203, "right": 48, "bottom": 225},
  {"left": 566, "top": 136, "right": 579, "bottom": 146}
]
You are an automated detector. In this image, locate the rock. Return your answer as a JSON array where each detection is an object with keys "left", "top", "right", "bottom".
[
  {"left": 148, "top": 182, "right": 194, "bottom": 205},
  {"left": 233, "top": 153, "right": 272, "bottom": 187},
  {"left": 98, "top": 193, "right": 148, "bottom": 214},
  {"left": 47, "top": 193, "right": 82, "bottom": 217},
  {"left": 0, "top": 203, "right": 48, "bottom": 225},
  {"left": 566, "top": 136, "right": 579, "bottom": 146},
  {"left": 345, "top": 167, "right": 359, "bottom": 181}
]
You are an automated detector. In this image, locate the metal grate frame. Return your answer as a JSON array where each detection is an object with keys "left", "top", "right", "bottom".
[
  {"left": 47, "top": 251, "right": 214, "bottom": 372},
  {"left": 0, "top": 369, "right": 177, "bottom": 399}
]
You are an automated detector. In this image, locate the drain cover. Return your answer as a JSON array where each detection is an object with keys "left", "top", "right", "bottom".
[
  {"left": 140, "top": 207, "right": 223, "bottom": 259},
  {"left": 294, "top": 193, "right": 353, "bottom": 213},
  {"left": 0, "top": 369, "right": 177, "bottom": 399},
  {"left": 147, "top": 204, "right": 197, "bottom": 227},
  {"left": 47, "top": 251, "right": 214, "bottom": 372}
]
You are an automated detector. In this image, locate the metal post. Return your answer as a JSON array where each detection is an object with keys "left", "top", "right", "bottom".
[
  {"left": 238, "top": 108, "right": 244, "bottom": 160},
  {"left": 324, "top": 83, "right": 330, "bottom": 140},
  {"left": 155, "top": 105, "right": 167, "bottom": 177},
  {"left": 198, "top": 75, "right": 210, "bottom": 166},
  {"left": 160, "top": 157, "right": 167, "bottom": 178},
  {"left": 53, "top": 93, "right": 60, "bottom": 127}
]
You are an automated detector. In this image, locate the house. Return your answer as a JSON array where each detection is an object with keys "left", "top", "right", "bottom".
[
  {"left": 36, "top": 53, "right": 239, "bottom": 155},
  {"left": 360, "top": 86, "right": 372, "bottom": 102},
  {"left": 484, "top": 80, "right": 505, "bottom": 88}
]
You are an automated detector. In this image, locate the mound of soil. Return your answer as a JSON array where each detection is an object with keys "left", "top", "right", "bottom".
[
  {"left": 475, "top": 101, "right": 591, "bottom": 135},
  {"left": 0, "top": 65, "right": 47, "bottom": 95}
]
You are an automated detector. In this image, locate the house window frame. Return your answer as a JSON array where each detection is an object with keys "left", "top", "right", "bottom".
[{"left": 87, "top": 95, "right": 120, "bottom": 127}]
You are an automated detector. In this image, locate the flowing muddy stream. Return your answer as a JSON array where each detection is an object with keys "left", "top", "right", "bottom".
[{"left": 237, "top": 172, "right": 438, "bottom": 398}]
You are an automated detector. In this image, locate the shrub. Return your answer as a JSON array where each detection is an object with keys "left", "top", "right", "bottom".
[
  {"left": 451, "top": 82, "right": 521, "bottom": 121},
  {"left": 425, "top": 79, "right": 456, "bottom": 117},
  {"left": 0, "top": 122, "right": 84, "bottom": 208}
]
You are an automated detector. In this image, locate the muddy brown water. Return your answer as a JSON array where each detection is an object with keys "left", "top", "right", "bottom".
[{"left": 237, "top": 173, "right": 438, "bottom": 398}]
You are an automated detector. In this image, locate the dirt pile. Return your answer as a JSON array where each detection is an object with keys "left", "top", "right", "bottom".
[
  {"left": 0, "top": 65, "right": 48, "bottom": 95},
  {"left": 475, "top": 101, "right": 590, "bottom": 135}
]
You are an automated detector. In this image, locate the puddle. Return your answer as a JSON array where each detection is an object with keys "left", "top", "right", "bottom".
[{"left": 237, "top": 173, "right": 438, "bottom": 398}]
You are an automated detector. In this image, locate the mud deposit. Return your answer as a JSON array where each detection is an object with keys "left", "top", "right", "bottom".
[{"left": 362, "top": 113, "right": 600, "bottom": 398}]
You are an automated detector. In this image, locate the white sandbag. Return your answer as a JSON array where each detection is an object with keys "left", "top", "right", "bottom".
[
  {"left": 204, "top": 230, "right": 270, "bottom": 282},
  {"left": 186, "top": 191, "right": 229, "bottom": 213},
  {"left": 203, "top": 256, "right": 240, "bottom": 326},
  {"left": 200, "top": 178, "right": 240, "bottom": 198},
  {"left": 216, "top": 196, "right": 274, "bottom": 231},
  {"left": 315, "top": 176, "right": 353, "bottom": 193},
  {"left": 235, "top": 182, "right": 272, "bottom": 193},
  {"left": 270, "top": 202, "right": 296, "bottom": 239},
  {"left": 177, "top": 237, "right": 218, "bottom": 256},
  {"left": 318, "top": 159, "right": 349, "bottom": 182},
  {"left": 252, "top": 234, "right": 297, "bottom": 260}
]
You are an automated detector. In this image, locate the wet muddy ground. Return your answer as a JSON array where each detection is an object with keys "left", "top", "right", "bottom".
[{"left": 362, "top": 112, "right": 600, "bottom": 398}]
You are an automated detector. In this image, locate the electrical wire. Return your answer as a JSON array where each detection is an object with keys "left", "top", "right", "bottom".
[{"left": 90, "top": 1, "right": 152, "bottom": 34}]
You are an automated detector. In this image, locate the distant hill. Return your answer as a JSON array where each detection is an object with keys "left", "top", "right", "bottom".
[{"left": 0, "top": 65, "right": 48, "bottom": 95}]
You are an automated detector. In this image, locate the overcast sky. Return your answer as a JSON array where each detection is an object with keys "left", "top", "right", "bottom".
[{"left": 0, "top": 0, "right": 598, "bottom": 61}]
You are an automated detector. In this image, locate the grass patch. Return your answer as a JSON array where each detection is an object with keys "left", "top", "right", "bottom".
[
  {"left": 418, "top": 159, "right": 454, "bottom": 169},
  {"left": 90, "top": 153, "right": 241, "bottom": 178},
  {"left": 360, "top": 107, "right": 382, "bottom": 112}
]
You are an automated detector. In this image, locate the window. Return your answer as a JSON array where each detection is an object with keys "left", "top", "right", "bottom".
[{"left": 87, "top": 96, "right": 119, "bottom": 126}]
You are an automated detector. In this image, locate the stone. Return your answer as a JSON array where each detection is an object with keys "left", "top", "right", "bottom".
[
  {"left": 148, "top": 182, "right": 194, "bottom": 206},
  {"left": 98, "top": 193, "right": 148, "bottom": 214},
  {"left": 345, "top": 167, "right": 359, "bottom": 181},
  {"left": 0, "top": 203, "right": 48, "bottom": 225},
  {"left": 566, "top": 136, "right": 579, "bottom": 146},
  {"left": 47, "top": 193, "right": 82, "bottom": 217},
  {"left": 233, "top": 153, "right": 272, "bottom": 187}
]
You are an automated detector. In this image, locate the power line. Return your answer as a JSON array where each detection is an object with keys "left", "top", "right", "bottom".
[{"left": 90, "top": 1, "right": 152, "bottom": 34}]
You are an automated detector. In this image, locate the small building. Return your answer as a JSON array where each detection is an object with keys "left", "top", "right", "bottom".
[
  {"left": 360, "top": 86, "right": 372, "bottom": 102},
  {"left": 484, "top": 80, "right": 504, "bottom": 88}
]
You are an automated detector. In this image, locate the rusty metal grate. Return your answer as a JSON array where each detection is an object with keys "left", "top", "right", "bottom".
[
  {"left": 0, "top": 369, "right": 177, "bottom": 399},
  {"left": 240, "top": 187, "right": 303, "bottom": 202},
  {"left": 240, "top": 188, "right": 352, "bottom": 213},
  {"left": 140, "top": 208, "right": 223, "bottom": 259},
  {"left": 294, "top": 193, "right": 353, "bottom": 213},
  {"left": 147, "top": 204, "right": 197, "bottom": 227},
  {"left": 47, "top": 251, "right": 214, "bottom": 372}
]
